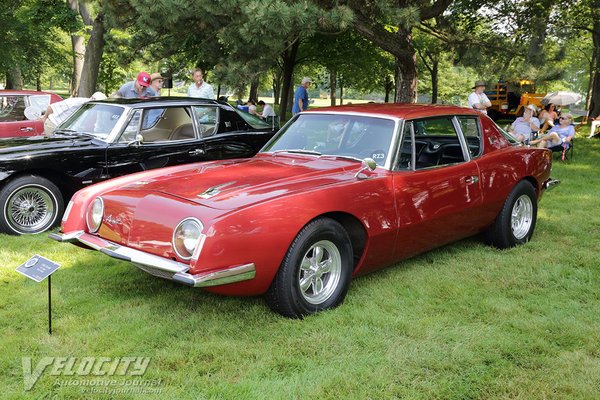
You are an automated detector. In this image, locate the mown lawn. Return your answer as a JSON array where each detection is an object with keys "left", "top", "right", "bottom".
[{"left": 1, "top": 139, "right": 600, "bottom": 399}]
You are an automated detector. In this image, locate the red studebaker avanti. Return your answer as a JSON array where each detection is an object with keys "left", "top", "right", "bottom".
[{"left": 51, "top": 104, "right": 559, "bottom": 318}]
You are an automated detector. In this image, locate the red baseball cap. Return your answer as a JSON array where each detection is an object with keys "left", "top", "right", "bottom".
[{"left": 137, "top": 72, "right": 151, "bottom": 87}]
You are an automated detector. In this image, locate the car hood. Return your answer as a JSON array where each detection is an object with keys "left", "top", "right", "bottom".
[
  {"left": 119, "top": 153, "right": 364, "bottom": 210},
  {"left": 0, "top": 134, "right": 98, "bottom": 156}
]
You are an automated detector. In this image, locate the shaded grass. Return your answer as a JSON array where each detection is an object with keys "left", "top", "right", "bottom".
[{"left": 1, "top": 141, "right": 600, "bottom": 399}]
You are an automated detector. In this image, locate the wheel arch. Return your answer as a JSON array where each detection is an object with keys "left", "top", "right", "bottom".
[
  {"left": 0, "top": 169, "right": 77, "bottom": 204},
  {"left": 308, "top": 211, "right": 367, "bottom": 272},
  {"left": 522, "top": 175, "right": 540, "bottom": 197}
]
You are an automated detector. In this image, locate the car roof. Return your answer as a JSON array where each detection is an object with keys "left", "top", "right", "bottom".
[
  {"left": 308, "top": 103, "right": 480, "bottom": 120},
  {"left": 0, "top": 89, "right": 59, "bottom": 96},
  {"left": 96, "top": 96, "right": 227, "bottom": 108}
]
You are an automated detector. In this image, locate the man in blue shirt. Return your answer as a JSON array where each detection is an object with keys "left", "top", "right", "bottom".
[
  {"left": 114, "top": 72, "right": 157, "bottom": 98},
  {"left": 292, "top": 77, "right": 312, "bottom": 115}
]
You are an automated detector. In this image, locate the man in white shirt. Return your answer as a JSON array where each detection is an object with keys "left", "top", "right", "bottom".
[
  {"left": 41, "top": 91, "right": 107, "bottom": 134},
  {"left": 187, "top": 68, "right": 215, "bottom": 99},
  {"left": 468, "top": 81, "right": 492, "bottom": 114},
  {"left": 258, "top": 100, "right": 276, "bottom": 118}
]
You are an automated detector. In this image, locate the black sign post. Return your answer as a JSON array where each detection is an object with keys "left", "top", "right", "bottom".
[{"left": 16, "top": 255, "right": 60, "bottom": 335}]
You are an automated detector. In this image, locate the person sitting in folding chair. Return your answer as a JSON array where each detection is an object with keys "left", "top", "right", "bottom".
[
  {"left": 530, "top": 113, "right": 575, "bottom": 160},
  {"left": 508, "top": 104, "right": 540, "bottom": 143}
]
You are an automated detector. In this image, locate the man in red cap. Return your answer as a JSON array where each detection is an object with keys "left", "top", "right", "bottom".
[{"left": 113, "top": 72, "right": 157, "bottom": 98}]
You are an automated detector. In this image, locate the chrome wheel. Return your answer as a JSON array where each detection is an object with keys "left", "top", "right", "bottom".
[
  {"left": 511, "top": 194, "right": 533, "bottom": 240},
  {"left": 298, "top": 240, "right": 342, "bottom": 304},
  {"left": 5, "top": 184, "right": 57, "bottom": 234}
]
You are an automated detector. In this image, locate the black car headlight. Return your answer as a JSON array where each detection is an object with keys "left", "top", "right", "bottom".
[
  {"left": 172, "top": 218, "right": 203, "bottom": 260},
  {"left": 86, "top": 197, "right": 104, "bottom": 233}
]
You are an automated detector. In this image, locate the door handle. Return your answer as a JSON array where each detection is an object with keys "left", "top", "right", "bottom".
[
  {"left": 20, "top": 127, "right": 34, "bottom": 132},
  {"left": 465, "top": 176, "right": 479, "bottom": 184},
  {"left": 189, "top": 148, "right": 205, "bottom": 156}
]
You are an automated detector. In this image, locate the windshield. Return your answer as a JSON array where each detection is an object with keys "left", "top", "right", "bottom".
[
  {"left": 263, "top": 113, "right": 396, "bottom": 166},
  {"left": 234, "top": 108, "right": 271, "bottom": 129},
  {"left": 495, "top": 121, "right": 520, "bottom": 145},
  {"left": 58, "top": 103, "right": 125, "bottom": 140}
]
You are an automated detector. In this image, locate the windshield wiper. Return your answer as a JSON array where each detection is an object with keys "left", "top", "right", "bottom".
[
  {"left": 53, "top": 129, "right": 77, "bottom": 135},
  {"left": 272, "top": 149, "right": 322, "bottom": 156}
]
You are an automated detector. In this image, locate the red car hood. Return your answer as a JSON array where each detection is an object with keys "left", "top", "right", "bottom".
[{"left": 118, "top": 154, "right": 363, "bottom": 210}]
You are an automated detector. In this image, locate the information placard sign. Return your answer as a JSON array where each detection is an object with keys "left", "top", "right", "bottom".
[{"left": 16, "top": 255, "right": 60, "bottom": 282}]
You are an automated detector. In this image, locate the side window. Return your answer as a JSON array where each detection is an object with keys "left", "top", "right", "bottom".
[
  {"left": 0, "top": 96, "right": 27, "bottom": 122},
  {"left": 192, "top": 106, "right": 217, "bottom": 137},
  {"left": 120, "top": 107, "right": 196, "bottom": 143},
  {"left": 409, "top": 117, "right": 467, "bottom": 169},
  {"left": 457, "top": 116, "right": 482, "bottom": 157},
  {"left": 118, "top": 110, "right": 141, "bottom": 143}
]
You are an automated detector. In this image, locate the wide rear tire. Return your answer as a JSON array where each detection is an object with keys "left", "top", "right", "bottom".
[
  {"left": 266, "top": 218, "right": 353, "bottom": 318},
  {"left": 485, "top": 180, "right": 537, "bottom": 248}
]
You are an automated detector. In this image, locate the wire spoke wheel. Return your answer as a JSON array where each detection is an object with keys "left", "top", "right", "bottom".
[{"left": 0, "top": 177, "right": 62, "bottom": 235}]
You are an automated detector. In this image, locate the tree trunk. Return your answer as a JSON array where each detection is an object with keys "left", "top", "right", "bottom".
[
  {"left": 249, "top": 76, "right": 259, "bottom": 101},
  {"left": 431, "top": 59, "right": 439, "bottom": 104},
  {"left": 329, "top": 68, "right": 337, "bottom": 106},
  {"left": 5, "top": 68, "right": 23, "bottom": 89},
  {"left": 77, "top": 13, "right": 105, "bottom": 97},
  {"left": 279, "top": 40, "right": 300, "bottom": 122},
  {"left": 589, "top": 20, "right": 600, "bottom": 119},
  {"left": 339, "top": 77, "right": 343, "bottom": 105},
  {"left": 394, "top": 26, "right": 417, "bottom": 103},
  {"left": 272, "top": 69, "right": 281, "bottom": 106},
  {"left": 70, "top": 35, "right": 85, "bottom": 96},
  {"left": 384, "top": 75, "right": 393, "bottom": 103},
  {"left": 36, "top": 75, "right": 42, "bottom": 91}
]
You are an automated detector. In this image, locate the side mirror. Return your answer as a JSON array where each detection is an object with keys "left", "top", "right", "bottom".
[
  {"left": 354, "top": 158, "right": 377, "bottom": 179},
  {"left": 128, "top": 134, "right": 144, "bottom": 147}
]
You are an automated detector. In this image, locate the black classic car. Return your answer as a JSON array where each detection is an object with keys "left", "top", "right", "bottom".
[{"left": 0, "top": 97, "right": 276, "bottom": 235}]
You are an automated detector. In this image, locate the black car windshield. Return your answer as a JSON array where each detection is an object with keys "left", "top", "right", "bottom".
[
  {"left": 263, "top": 113, "right": 396, "bottom": 166},
  {"left": 59, "top": 103, "right": 125, "bottom": 140},
  {"left": 234, "top": 108, "right": 271, "bottom": 129}
]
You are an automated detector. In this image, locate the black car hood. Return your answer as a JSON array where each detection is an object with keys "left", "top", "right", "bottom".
[{"left": 0, "top": 134, "right": 101, "bottom": 157}]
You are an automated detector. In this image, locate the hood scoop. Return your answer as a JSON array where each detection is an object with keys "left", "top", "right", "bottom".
[{"left": 198, "top": 181, "right": 239, "bottom": 199}]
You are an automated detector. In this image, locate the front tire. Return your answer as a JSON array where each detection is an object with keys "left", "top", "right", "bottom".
[
  {"left": 266, "top": 218, "right": 353, "bottom": 318},
  {"left": 0, "top": 175, "right": 64, "bottom": 235},
  {"left": 485, "top": 180, "right": 537, "bottom": 248}
]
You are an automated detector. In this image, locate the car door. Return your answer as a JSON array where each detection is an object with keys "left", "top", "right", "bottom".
[
  {"left": 104, "top": 105, "right": 208, "bottom": 179},
  {"left": 200, "top": 106, "right": 275, "bottom": 160},
  {"left": 392, "top": 115, "right": 485, "bottom": 260},
  {"left": 0, "top": 94, "right": 43, "bottom": 137}
]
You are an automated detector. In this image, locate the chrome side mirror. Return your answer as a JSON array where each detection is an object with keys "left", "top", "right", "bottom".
[
  {"left": 128, "top": 134, "right": 144, "bottom": 147},
  {"left": 354, "top": 158, "right": 377, "bottom": 179}
]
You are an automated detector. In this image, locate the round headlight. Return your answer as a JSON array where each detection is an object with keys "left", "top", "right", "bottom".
[
  {"left": 86, "top": 197, "right": 104, "bottom": 233},
  {"left": 173, "top": 218, "right": 203, "bottom": 260}
]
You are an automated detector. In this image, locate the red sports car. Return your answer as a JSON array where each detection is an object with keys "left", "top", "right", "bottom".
[
  {"left": 51, "top": 104, "right": 559, "bottom": 318},
  {"left": 0, "top": 90, "right": 62, "bottom": 137}
]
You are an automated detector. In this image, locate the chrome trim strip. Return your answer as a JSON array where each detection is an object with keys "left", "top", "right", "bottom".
[
  {"left": 172, "top": 263, "right": 256, "bottom": 287},
  {"left": 543, "top": 178, "right": 560, "bottom": 191},
  {"left": 49, "top": 231, "right": 256, "bottom": 287}
]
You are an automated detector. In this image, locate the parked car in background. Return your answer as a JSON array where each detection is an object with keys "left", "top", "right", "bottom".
[
  {"left": 51, "top": 103, "right": 559, "bottom": 318},
  {"left": 0, "top": 90, "right": 63, "bottom": 137},
  {"left": 0, "top": 97, "right": 276, "bottom": 235}
]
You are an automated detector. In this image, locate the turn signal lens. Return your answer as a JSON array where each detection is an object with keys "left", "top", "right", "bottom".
[
  {"left": 173, "top": 218, "right": 203, "bottom": 260},
  {"left": 86, "top": 197, "right": 104, "bottom": 233}
]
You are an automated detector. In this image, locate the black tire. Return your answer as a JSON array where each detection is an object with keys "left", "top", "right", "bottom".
[
  {"left": 485, "top": 180, "right": 537, "bottom": 248},
  {"left": 0, "top": 175, "right": 64, "bottom": 235},
  {"left": 266, "top": 218, "right": 353, "bottom": 318}
]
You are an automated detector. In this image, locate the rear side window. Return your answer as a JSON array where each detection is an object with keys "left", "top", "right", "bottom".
[{"left": 456, "top": 116, "right": 482, "bottom": 157}]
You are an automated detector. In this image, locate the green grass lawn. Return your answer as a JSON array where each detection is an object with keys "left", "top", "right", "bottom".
[{"left": 1, "top": 139, "right": 600, "bottom": 399}]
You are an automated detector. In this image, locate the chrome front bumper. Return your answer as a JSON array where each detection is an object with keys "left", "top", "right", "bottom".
[
  {"left": 49, "top": 231, "right": 255, "bottom": 288},
  {"left": 543, "top": 178, "right": 561, "bottom": 191}
]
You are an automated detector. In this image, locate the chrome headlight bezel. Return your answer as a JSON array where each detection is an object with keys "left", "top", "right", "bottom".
[
  {"left": 86, "top": 197, "right": 104, "bottom": 233},
  {"left": 172, "top": 217, "right": 204, "bottom": 260}
]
